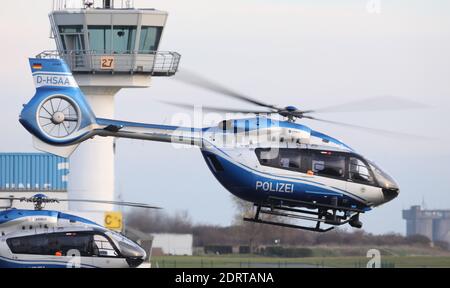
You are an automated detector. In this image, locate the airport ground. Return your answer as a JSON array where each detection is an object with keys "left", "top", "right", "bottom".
[
  {"left": 151, "top": 255, "right": 450, "bottom": 268},
  {"left": 150, "top": 245, "right": 450, "bottom": 268}
]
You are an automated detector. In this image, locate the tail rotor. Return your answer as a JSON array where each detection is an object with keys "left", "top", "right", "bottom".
[{"left": 38, "top": 96, "right": 80, "bottom": 138}]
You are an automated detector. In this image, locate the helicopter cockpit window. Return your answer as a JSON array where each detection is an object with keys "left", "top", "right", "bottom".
[
  {"left": 7, "top": 233, "right": 93, "bottom": 256},
  {"left": 93, "top": 234, "right": 118, "bottom": 257},
  {"left": 280, "top": 151, "right": 301, "bottom": 169},
  {"left": 7, "top": 234, "right": 48, "bottom": 255},
  {"left": 368, "top": 160, "right": 399, "bottom": 190},
  {"left": 50, "top": 233, "right": 92, "bottom": 256},
  {"left": 311, "top": 151, "right": 345, "bottom": 178},
  {"left": 255, "top": 148, "right": 305, "bottom": 172},
  {"left": 349, "top": 157, "right": 374, "bottom": 184},
  {"left": 106, "top": 231, "right": 146, "bottom": 258}
]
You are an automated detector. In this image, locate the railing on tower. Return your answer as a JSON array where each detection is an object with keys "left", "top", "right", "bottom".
[
  {"left": 52, "top": 0, "right": 135, "bottom": 11},
  {"left": 36, "top": 50, "right": 181, "bottom": 76}
]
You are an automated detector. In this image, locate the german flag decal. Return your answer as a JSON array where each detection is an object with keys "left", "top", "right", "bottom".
[{"left": 32, "top": 63, "right": 43, "bottom": 70}]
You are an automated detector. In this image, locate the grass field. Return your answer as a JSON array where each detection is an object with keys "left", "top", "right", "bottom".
[{"left": 150, "top": 255, "right": 450, "bottom": 268}]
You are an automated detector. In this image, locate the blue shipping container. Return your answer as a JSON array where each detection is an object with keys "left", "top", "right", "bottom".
[{"left": 0, "top": 153, "right": 69, "bottom": 192}]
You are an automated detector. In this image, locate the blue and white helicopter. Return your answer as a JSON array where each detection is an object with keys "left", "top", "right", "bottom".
[
  {"left": 0, "top": 194, "right": 158, "bottom": 268},
  {"left": 19, "top": 58, "right": 412, "bottom": 232}
]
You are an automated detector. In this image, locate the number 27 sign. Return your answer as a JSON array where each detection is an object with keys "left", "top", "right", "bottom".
[{"left": 100, "top": 56, "right": 115, "bottom": 70}]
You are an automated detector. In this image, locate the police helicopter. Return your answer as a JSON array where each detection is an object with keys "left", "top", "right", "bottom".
[
  {"left": 0, "top": 194, "right": 160, "bottom": 268},
  {"left": 19, "top": 58, "right": 421, "bottom": 232}
]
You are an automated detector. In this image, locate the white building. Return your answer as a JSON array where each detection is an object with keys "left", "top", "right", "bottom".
[{"left": 151, "top": 233, "right": 193, "bottom": 256}]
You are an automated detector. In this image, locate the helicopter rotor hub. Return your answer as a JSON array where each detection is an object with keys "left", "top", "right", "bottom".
[{"left": 51, "top": 111, "right": 65, "bottom": 124}]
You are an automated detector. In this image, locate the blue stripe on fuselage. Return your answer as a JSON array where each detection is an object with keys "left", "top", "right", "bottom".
[
  {"left": 0, "top": 210, "right": 100, "bottom": 226},
  {"left": 0, "top": 256, "right": 97, "bottom": 268},
  {"left": 201, "top": 150, "right": 368, "bottom": 210}
]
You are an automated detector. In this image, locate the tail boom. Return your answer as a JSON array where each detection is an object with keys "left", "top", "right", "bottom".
[
  {"left": 94, "top": 118, "right": 204, "bottom": 146},
  {"left": 20, "top": 58, "right": 202, "bottom": 157}
]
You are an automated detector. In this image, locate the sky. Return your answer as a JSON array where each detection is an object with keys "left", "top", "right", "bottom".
[{"left": 1, "top": 0, "right": 450, "bottom": 234}]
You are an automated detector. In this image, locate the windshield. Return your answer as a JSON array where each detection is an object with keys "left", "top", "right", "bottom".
[
  {"left": 368, "top": 161, "right": 399, "bottom": 190},
  {"left": 106, "top": 231, "right": 146, "bottom": 259}
]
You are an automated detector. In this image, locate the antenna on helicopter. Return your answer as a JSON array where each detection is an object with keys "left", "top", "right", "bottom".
[{"left": 0, "top": 194, "right": 162, "bottom": 211}]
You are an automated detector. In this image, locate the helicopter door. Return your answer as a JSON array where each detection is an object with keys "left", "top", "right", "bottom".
[
  {"left": 53, "top": 233, "right": 94, "bottom": 268},
  {"left": 309, "top": 150, "right": 347, "bottom": 194},
  {"left": 346, "top": 156, "right": 381, "bottom": 205},
  {"left": 6, "top": 232, "right": 94, "bottom": 268},
  {"left": 91, "top": 234, "right": 128, "bottom": 268}
]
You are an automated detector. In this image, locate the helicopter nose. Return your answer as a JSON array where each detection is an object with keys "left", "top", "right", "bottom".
[{"left": 382, "top": 187, "right": 400, "bottom": 203}]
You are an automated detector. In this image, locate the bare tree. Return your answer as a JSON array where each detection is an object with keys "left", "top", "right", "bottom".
[{"left": 126, "top": 208, "right": 193, "bottom": 234}]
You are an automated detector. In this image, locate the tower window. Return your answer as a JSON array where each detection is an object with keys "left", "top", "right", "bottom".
[
  {"left": 139, "top": 26, "right": 163, "bottom": 53},
  {"left": 58, "top": 26, "right": 84, "bottom": 52},
  {"left": 113, "top": 26, "right": 136, "bottom": 54},
  {"left": 88, "top": 26, "right": 112, "bottom": 53},
  {"left": 59, "top": 26, "right": 82, "bottom": 34},
  {"left": 88, "top": 25, "right": 137, "bottom": 54}
]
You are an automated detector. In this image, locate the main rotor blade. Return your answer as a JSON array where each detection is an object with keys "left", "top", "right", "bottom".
[
  {"left": 56, "top": 199, "right": 162, "bottom": 209},
  {"left": 302, "top": 95, "right": 428, "bottom": 114},
  {"left": 302, "top": 115, "right": 432, "bottom": 140},
  {"left": 175, "top": 70, "right": 278, "bottom": 110},
  {"left": 0, "top": 197, "right": 161, "bottom": 209},
  {"left": 160, "top": 101, "right": 273, "bottom": 114},
  {"left": 0, "top": 197, "right": 24, "bottom": 201}
]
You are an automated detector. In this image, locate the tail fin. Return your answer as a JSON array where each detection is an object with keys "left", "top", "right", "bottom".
[{"left": 19, "top": 58, "right": 97, "bottom": 157}]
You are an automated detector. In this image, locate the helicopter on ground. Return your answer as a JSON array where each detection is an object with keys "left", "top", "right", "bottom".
[
  {"left": 0, "top": 194, "right": 159, "bottom": 268},
  {"left": 19, "top": 58, "right": 422, "bottom": 232}
]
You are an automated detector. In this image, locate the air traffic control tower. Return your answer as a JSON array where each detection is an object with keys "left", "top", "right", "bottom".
[{"left": 38, "top": 0, "right": 180, "bottom": 212}]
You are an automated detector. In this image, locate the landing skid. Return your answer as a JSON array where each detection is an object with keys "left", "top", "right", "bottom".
[
  {"left": 243, "top": 203, "right": 362, "bottom": 232},
  {"left": 244, "top": 217, "right": 335, "bottom": 232}
]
